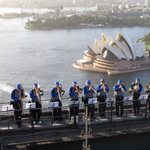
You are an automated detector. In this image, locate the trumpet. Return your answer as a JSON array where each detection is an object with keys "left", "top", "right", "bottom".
[
  {"left": 120, "top": 85, "right": 125, "bottom": 92},
  {"left": 101, "top": 84, "right": 106, "bottom": 92},
  {"left": 90, "top": 85, "right": 96, "bottom": 93}
]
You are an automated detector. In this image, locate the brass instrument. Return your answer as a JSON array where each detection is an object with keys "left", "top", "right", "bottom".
[
  {"left": 19, "top": 83, "right": 27, "bottom": 110},
  {"left": 20, "top": 83, "right": 27, "bottom": 98},
  {"left": 101, "top": 84, "right": 106, "bottom": 92},
  {"left": 61, "top": 90, "right": 65, "bottom": 95},
  {"left": 120, "top": 85, "right": 125, "bottom": 92},
  {"left": 60, "top": 84, "right": 65, "bottom": 95},
  {"left": 38, "top": 89, "right": 44, "bottom": 95},
  {"left": 145, "top": 84, "right": 150, "bottom": 93},
  {"left": 77, "top": 85, "right": 83, "bottom": 93},
  {"left": 37, "top": 84, "right": 44, "bottom": 95},
  {"left": 90, "top": 85, "right": 96, "bottom": 93},
  {"left": 129, "top": 83, "right": 139, "bottom": 93}
]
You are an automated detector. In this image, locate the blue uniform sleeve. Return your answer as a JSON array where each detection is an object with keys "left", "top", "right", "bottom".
[
  {"left": 92, "top": 86, "right": 96, "bottom": 93},
  {"left": 68, "top": 87, "right": 75, "bottom": 96},
  {"left": 21, "top": 93, "right": 23, "bottom": 97},
  {"left": 130, "top": 82, "right": 135, "bottom": 88},
  {"left": 83, "top": 86, "right": 90, "bottom": 94},
  {"left": 105, "top": 84, "right": 109, "bottom": 92},
  {"left": 122, "top": 84, "right": 127, "bottom": 92},
  {"left": 113, "top": 84, "right": 120, "bottom": 91},
  {"left": 139, "top": 83, "right": 142, "bottom": 92},
  {"left": 11, "top": 89, "right": 19, "bottom": 101},
  {"left": 29, "top": 89, "right": 37, "bottom": 99},
  {"left": 97, "top": 84, "right": 101, "bottom": 92},
  {"left": 51, "top": 88, "right": 58, "bottom": 98}
]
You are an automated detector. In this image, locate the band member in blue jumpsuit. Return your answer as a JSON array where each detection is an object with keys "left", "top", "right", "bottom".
[
  {"left": 11, "top": 84, "right": 23, "bottom": 127},
  {"left": 113, "top": 80, "right": 126, "bottom": 117},
  {"left": 30, "top": 83, "right": 43, "bottom": 124},
  {"left": 97, "top": 79, "right": 109, "bottom": 117},
  {"left": 130, "top": 78, "right": 142, "bottom": 116},
  {"left": 68, "top": 81, "right": 81, "bottom": 118},
  {"left": 83, "top": 80, "right": 96, "bottom": 119},
  {"left": 51, "top": 82, "right": 63, "bottom": 122},
  {"left": 145, "top": 83, "right": 150, "bottom": 111}
]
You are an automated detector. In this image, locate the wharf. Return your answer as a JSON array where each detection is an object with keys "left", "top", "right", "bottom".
[{"left": 1, "top": 106, "right": 150, "bottom": 150}]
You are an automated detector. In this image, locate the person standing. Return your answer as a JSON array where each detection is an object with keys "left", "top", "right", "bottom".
[
  {"left": 145, "top": 83, "right": 150, "bottom": 112},
  {"left": 68, "top": 81, "right": 81, "bottom": 120},
  {"left": 130, "top": 78, "right": 142, "bottom": 116},
  {"left": 83, "top": 80, "right": 96, "bottom": 119},
  {"left": 113, "top": 80, "right": 126, "bottom": 117},
  {"left": 97, "top": 79, "right": 109, "bottom": 117},
  {"left": 30, "top": 83, "right": 43, "bottom": 124},
  {"left": 51, "top": 82, "right": 64, "bottom": 122},
  {"left": 11, "top": 84, "right": 23, "bottom": 128}
]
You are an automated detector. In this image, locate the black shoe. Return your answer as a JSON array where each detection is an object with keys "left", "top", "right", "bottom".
[
  {"left": 116, "top": 114, "right": 119, "bottom": 117},
  {"left": 17, "top": 124, "right": 22, "bottom": 128},
  {"left": 103, "top": 114, "right": 106, "bottom": 117},
  {"left": 92, "top": 116, "right": 96, "bottom": 119}
]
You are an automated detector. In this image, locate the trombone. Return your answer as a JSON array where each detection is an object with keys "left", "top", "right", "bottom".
[{"left": 37, "top": 84, "right": 44, "bottom": 95}]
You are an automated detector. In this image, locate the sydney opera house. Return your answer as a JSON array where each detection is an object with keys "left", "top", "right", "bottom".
[{"left": 73, "top": 32, "right": 150, "bottom": 75}]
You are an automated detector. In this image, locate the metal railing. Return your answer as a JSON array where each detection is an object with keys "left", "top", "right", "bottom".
[{"left": 0, "top": 97, "right": 150, "bottom": 131}]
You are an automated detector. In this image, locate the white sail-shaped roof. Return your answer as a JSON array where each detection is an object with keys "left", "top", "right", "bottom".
[
  {"left": 110, "top": 40, "right": 132, "bottom": 61},
  {"left": 102, "top": 46, "right": 126, "bottom": 60},
  {"left": 102, "top": 33, "right": 113, "bottom": 45},
  {"left": 133, "top": 42, "right": 146, "bottom": 57},
  {"left": 95, "top": 39, "right": 105, "bottom": 52},
  {"left": 87, "top": 32, "right": 146, "bottom": 61},
  {"left": 116, "top": 32, "right": 136, "bottom": 60},
  {"left": 87, "top": 44, "right": 101, "bottom": 55}
]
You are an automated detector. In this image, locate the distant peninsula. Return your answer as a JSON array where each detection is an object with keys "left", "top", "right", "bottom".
[{"left": 25, "top": 15, "right": 150, "bottom": 30}]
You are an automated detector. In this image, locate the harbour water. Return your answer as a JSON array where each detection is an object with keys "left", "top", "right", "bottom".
[{"left": 0, "top": 16, "right": 150, "bottom": 108}]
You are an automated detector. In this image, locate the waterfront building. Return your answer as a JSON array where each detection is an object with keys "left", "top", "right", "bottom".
[
  {"left": 145, "top": 0, "right": 150, "bottom": 7},
  {"left": 73, "top": 32, "right": 150, "bottom": 75}
]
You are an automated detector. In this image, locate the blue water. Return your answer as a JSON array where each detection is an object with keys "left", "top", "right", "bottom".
[{"left": 0, "top": 17, "right": 150, "bottom": 108}]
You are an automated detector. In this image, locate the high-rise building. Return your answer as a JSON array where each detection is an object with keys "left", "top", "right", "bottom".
[{"left": 145, "top": 0, "right": 150, "bottom": 7}]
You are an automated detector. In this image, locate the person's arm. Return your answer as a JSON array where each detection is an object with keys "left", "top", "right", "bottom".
[
  {"left": 29, "top": 89, "right": 36, "bottom": 99},
  {"left": 51, "top": 88, "right": 58, "bottom": 98},
  {"left": 130, "top": 82, "right": 135, "bottom": 89},
  {"left": 68, "top": 87, "right": 75, "bottom": 96},
  {"left": 105, "top": 84, "right": 109, "bottom": 92},
  {"left": 139, "top": 83, "right": 142, "bottom": 92},
  {"left": 11, "top": 89, "right": 19, "bottom": 101},
  {"left": 122, "top": 85, "right": 127, "bottom": 92},
  {"left": 97, "top": 84, "right": 101, "bottom": 93},
  {"left": 113, "top": 84, "right": 120, "bottom": 91},
  {"left": 83, "top": 86, "right": 90, "bottom": 94}
]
